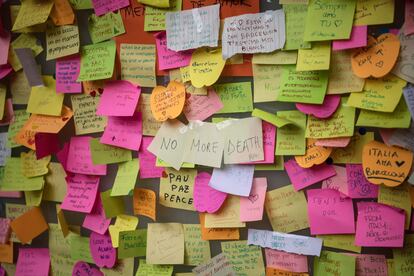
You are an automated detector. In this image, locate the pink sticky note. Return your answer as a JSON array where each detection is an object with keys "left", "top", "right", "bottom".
[
  {"left": 0, "top": 191, "right": 22, "bottom": 198},
  {"left": 346, "top": 164, "right": 379, "bottom": 199},
  {"left": 100, "top": 112, "right": 142, "bottom": 151},
  {"left": 285, "top": 159, "right": 337, "bottom": 191},
  {"left": 90, "top": 232, "right": 116, "bottom": 268},
  {"left": 239, "top": 177, "right": 267, "bottom": 222},
  {"left": 345, "top": 254, "right": 387, "bottom": 276},
  {"left": 355, "top": 202, "right": 405, "bottom": 247},
  {"left": 193, "top": 171, "right": 227, "bottom": 213},
  {"left": 96, "top": 80, "right": 141, "bottom": 117},
  {"left": 0, "top": 32, "right": 10, "bottom": 65},
  {"left": 322, "top": 166, "right": 349, "bottom": 195},
  {"left": 155, "top": 31, "right": 192, "bottom": 71},
  {"left": 72, "top": 261, "right": 104, "bottom": 276},
  {"left": 35, "top": 133, "right": 60, "bottom": 159},
  {"left": 66, "top": 136, "right": 107, "bottom": 175},
  {"left": 0, "top": 64, "right": 12, "bottom": 80},
  {"left": 61, "top": 174, "right": 100, "bottom": 213},
  {"left": 83, "top": 194, "right": 111, "bottom": 235},
  {"left": 265, "top": 249, "right": 308, "bottom": 273},
  {"left": 56, "top": 55, "right": 82, "bottom": 94},
  {"left": 405, "top": 0, "right": 414, "bottom": 36},
  {"left": 389, "top": 28, "right": 399, "bottom": 35},
  {"left": 91, "top": 0, "right": 130, "bottom": 16},
  {"left": 333, "top": 25, "right": 368, "bottom": 51},
  {"left": 0, "top": 267, "right": 5, "bottom": 276},
  {"left": 16, "top": 248, "right": 50, "bottom": 276},
  {"left": 0, "top": 218, "right": 11, "bottom": 244},
  {"left": 57, "top": 142, "right": 70, "bottom": 171},
  {"left": 307, "top": 188, "right": 355, "bottom": 235},
  {"left": 245, "top": 121, "right": 276, "bottom": 165},
  {"left": 183, "top": 89, "right": 224, "bottom": 121},
  {"left": 296, "top": 95, "right": 341, "bottom": 119},
  {"left": 315, "top": 137, "right": 351, "bottom": 148},
  {"left": 138, "top": 137, "right": 164, "bottom": 179}
]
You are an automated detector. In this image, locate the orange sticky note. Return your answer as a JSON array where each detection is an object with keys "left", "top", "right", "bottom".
[
  {"left": 0, "top": 242, "right": 13, "bottom": 263},
  {"left": 351, "top": 33, "right": 400, "bottom": 78},
  {"left": 150, "top": 81, "right": 185, "bottom": 122},
  {"left": 50, "top": 0, "right": 75, "bottom": 26},
  {"left": 362, "top": 140, "right": 413, "bottom": 187},
  {"left": 10, "top": 207, "right": 48, "bottom": 244},
  {"left": 20, "top": 105, "right": 73, "bottom": 134},
  {"left": 295, "top": 139, "right": 333, "bottom": 168},
  {"left": 199, "top": 213, "right": 240, "bottom": 241},
  {"left": 133, "top": 188, "right": 156, "bottom": 221},
  {"left": 266, "top": 267, "right": 309, "bottom": 276}
]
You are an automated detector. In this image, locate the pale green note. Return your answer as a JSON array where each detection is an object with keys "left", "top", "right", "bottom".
[
  {"left": 283, "top": 4, "right": 311, "bottom": 50},
  {"left": 275, "top": 110, "right": 307, "bottom": 156},
  {"left": 144, "top": 0, "right": 182, "bottom": 31},
  {"left": 88, "top": 12, "right": 125, "bottom": 44},
  {"left": 0, "top": 157, "right": 44, "bottom": 191},
  {"left": 213, "top": 82, "right": 253, "bottom": 114},
  {"left": 101, "top": 189, "right": 126, "bottom": 218},
  {"left": 69, "top": 233, "right": 94, "bottom": 263},
  {"left": 111, "top": 159, "right": 139, "bottom": 196},
  {"left": 314, "top": 251, "right": 356, "bottom": 276},
  {"left": 90, "top": 138, "right": 132, "bottom": 165}
]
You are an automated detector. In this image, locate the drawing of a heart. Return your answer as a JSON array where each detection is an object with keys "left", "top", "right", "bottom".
[
  {"left": 395, "top": 161, "right": 405, "bottom": 167},
  {"left": 90, "top": 91, "right": 96, "bottom": 97},
  {"left": 334, "top": 20, "right": 342, "bottom": 27},
  {"left": 351, "top": 33, "right": 400, "bottom": 78},
  {"left": 248, "top": 194, "right": 259, "bottom": 203}
]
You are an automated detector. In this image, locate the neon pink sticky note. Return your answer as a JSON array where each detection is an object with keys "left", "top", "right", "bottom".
[
  {"left": 57, "top": 142, "right": 70, "bottom": 171},
  {"left": 72, "top": 261, "right": 104, "bottom": 276},
  {"left": 315, "top": 137, "right": 351, "bottom": 148},
  {"left": 0, "top": 218, "right": 11, "bottom": 244},
  {"left": 296, "top": 95, "right": 341, "bottom": 119},
  {"left": 355, "top": 202, "right": 405, "bottom": 247},
  {"left": 138, "top": 137, "right": 164, "bottom": 179},
  {"left": 0, "top": 191, "right": 21, "bottom": 198},
  {"left": 193, "top": 171, "right": 227, "bottom": 213},
  {"left": 91, "top": 0, "right": 130, "bottom": 16},
  {"left": 61, "top": 174, "right": 100, "bottom": 213},
  {"left": 66, "top": 136, "right": 107, "bottom": 175},
  {"left": 322, "top": 166, "right": 349, "bottom": 195},
  {"left": 0, "top": 64, "right": 12, "bottom": 80},
  {"left": 35, "top": 133, "right": 60, "bottom": 159},
  {"left": 155, "top": 31, "right": 192, "bottom": 71},
  {"left": 346, "top": 164, "right": 378, "bottom": 199},
  {"left": 0, "top": 267, "right": 4, "bottom": 276},
  {"left": 240, "top": 177, "right": 267, "bottom": 222},
  {"left": 346, "top": 254, "right": 387, "bottom": 276},
  {"left": 90, "top": 232, "right": 116, "bottom": 268},
  {"left": 100, "top": 112, "right": 142, "bottom": 151},
  {"left": 183, "top": 88, "right": 224, "bottom": 121},
  {"left": 96, "top": 80, "right": 141, "bottom": 117},
  {"left": 56, "top": 55, "right": 82, "bottom": 94},
  {"left": 285, "top": 159, "right": 337, "bottom": 191},
  {"left": 0, "top": 32, "right": 10, "bottom": 65},
  {"left": 265, "top": 249, "right": 308, "bottom": 273},
  {"left": 245, "top": 121, "right": 276, "bottom": 165},
  {"left": 405, "top": 0, "right": 414, "bottom": 36},
  {"left": 333, "top": 25, "right": 368, "bottom": 51},
  {"left": 307, "top": 188, "right": 355, "bottom": 235},
  {"left": 16, "top": 248, "right": 50, "bottom": 276},
  {"left": 83, "top": 194, "right": 111, "bottom": 235}
]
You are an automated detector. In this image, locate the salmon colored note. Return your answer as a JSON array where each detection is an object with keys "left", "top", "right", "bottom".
[
  {"left": 154, "top": 31, "right": 192, "bottom": 71},
  {"left": 150, "top": 81, "right": 186, "bottom": 121},
  {"left": 90, "top": 232, "right": 116, "bottom": 268},
  {"left": 61, "top": 174, "right": 100, "bottom": 213},
  {"left": 10, "top": 207, "right": 48, "bottom": 244},
  {"left": 83, "top": 194, "right": 111, "bottom": 235},
  {"left": 362, "top": 140, "right": 413, "bottom": 187},
  {"left": 265, "top": 248, "right": 308, "bottom": 273},
  {"left": 138, "top": 137, "right": 164, "bottom": 179},
  {"left": 183, "top": 88, "right": 224, "bottom": 121},
  {"left": 332, "top": 25, "right": 368, "bottom": 51},
  {"left": 295, "top": 139, "right": 333, "bottom": 168},
  {"left": 199, "top": 213, "right": 240, "bottom": 241},
  {"left": 240, "top": 178, "right": 267, "bottom": 222},
  {"left": 16, "top": 248, "right": 50, "bottom": 276},
  {"left": 193, "top": 172, "right": 227, "bottom": 214},
  {"left": 351, "top": 33, "right": 400, "bottom": 78},
  {"left": 321, "top": 166, "right": 349, "bottom": 195},
  {"left": 50, "top": 0, "right": 75, "bottom": 25},
  {"left": 133, "top": 188, "right": 156, "bottom": 221},
  {"left": 0, "top": 242, "right": 13, "bottom": 263},
  {"left": 296, "top": 95, "right": 341, "bottom": 119}
]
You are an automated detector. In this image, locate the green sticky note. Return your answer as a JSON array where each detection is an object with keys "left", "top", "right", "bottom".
[
  {"left": 304, "top": 0, "right": 356, "bottom": 41},
  {"left": 90, "top": 138, "right": 132, "bottom": 165},
  {"left": 277, "top": 65, "right": 328, "bottom": 104},
  {"left": 378, "top": 183, "right": 412, "bottom": 229},
  {"left": 139, "top": 0, "right": 170, "bottom": 8},
  {"left": 118, "top": 229, "right": 147, "bottom": 259},
  {"left": 356, "top": 98, "right": 411, "bottom": 128},
  {"left": 69, "top": 234, "right": 94, "bottom": 263},
  {"left": 111, "top": 159, "right": 139, "bottom": 197},
  {"left": 252, "top": 108, "right": 294, "bottom": 128},
  {"left": 69, "top": 0, "right": 93, "bottom": 9},
  {"left": 317, "top": 235, "right": 361, "bottom": 253},
  {"left": 306, "top": 98, "right": 355, "bottom": 139},
  {"left": 393, "top": 234, "right": 414, "bottom": 276},
  {"left": 88, "top": 12, "right": 125, "bottom": 44},
  {"left": 255, "top": 156, "right": 284, "bottom": 171},
  {"left": 25, "top": 190, "right": 44, "bottom": 206},
  {"left": 314, "top": 251, "right": 356, "bottom": 276},
  {"left": 77, "top": 40, "right": 116, "bottom": 81},
  {"left": 135, "top": 259, "right": 173, "bottom": 276},
  {"left": 330, "top": 132, "right": 374, "bottom": 164},
  {"left": 275, "top": 110, "right": 307, "bottom": 156},
  {"left": 296, "top": 41, "right": 331, "bottom": 71},
  {"left": 0, "top": 157, "right": 44, "bottom": 191},
  {"left": 144, "top": 0, "right": 182, "bottom": 31},
  {"left": 156, "top": 158, "right": 195, "bottom": 169},
  {"left": 101, "top": 189, "right": 126, "bottom": 219},
  {"left": 284, "top": 4, "right": 311, "bottom": 50},
  {"left": 214, "top": 82, "right": 253, "bottom": 114}
]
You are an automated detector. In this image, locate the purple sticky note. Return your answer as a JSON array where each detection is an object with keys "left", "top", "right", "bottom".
[
  {"left": 138, "top": 137, "right": 164, "bottom": 179},
  {"left": 35, "top": 133, "right": 60, "bottom": 159},
  {"left": 193, "top": 172, "right": 227, "bottom": 214},
  {"left": 72, "top": 261, "right": 104, "bottom": 276},
  {"left": 90, "top": 232, "right": 116, "bottom": 268},
  {"left": 61, "top": 174, "right": 100, "bottom": 213},
  {"left": 0, "top": 32, "right": 10, "bottom": 65},
  {"left": 56, "top": 55, "right": 82, "bottom": 94},
  {"left": 333, "top": 25, "right": 368, "bottom": 51},
  {"left": 100, "top": 112, "right": 142, "bottom": 151},
  {"left": 307, "top": 189, "right": 355, "bottom": 235},
  {"left": 155, "top": 31, "right": 193, "bottom": 71},
  {"left": 346, "top": 164, "right": 379, "bottom": 199},
  {"left": 14, "top": 48, "right": 43, "bottom": 87},
  {"left": 83, "top": 194, "right": 111, "bottom": 235},
  {"left": 296, "top": 95, "right": 341, "bottom": 119},
  {"left": 16, "top": 248, "right": 50, "bottom": 276},
  {"left": 285, "top": 159, "right": 337, "bottom": 191}
]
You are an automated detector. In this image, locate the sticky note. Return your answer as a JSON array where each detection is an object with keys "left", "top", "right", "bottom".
[
  {"left": 138, "top": 137, "right": 164, "bottom": 179},
  {"left": 314, "top": 251, "right": 356, "bottom": 276},
  {"left": 133, "top": 188, "right": 156, "bottom": 221},
  {"left": 204, "top": 195, "right": 245, "bottom": 228},
  {"left": 69, "top": 234, "right": 94, "bottom": 263},
  {"left": 91, "top": 0, "right": 129, "bottom": 16},
  {"left": 118, "top": 229, "right": 147, "bottom": 259},
  {"left": 221, "top": 241, "right": 265, "bottom": 276},
  {"left": 283, "top": 4, "right": 311, "bottom": 50},
  {"left": 183, "top": 89, "right": 223, "bottom": 121},
  {"left": 252, "top": 64, "right": 282, "bottom": 102},
  {"left": 21, "top": 150, "right": 50, "bottom": 177},
  {"left": 111, "top": 159, "right": 139, "bottom": 197},
  {"left": 88, "top": 12, "right": 125, "bottom": 44},
  {"left": 1, "top": 157, "right": 44, "bottom": 191},
  {"left": 71, "top": 93, "right": 107, "bottom": 135},
  {"left": 193, "top": 172, "right": 227, "bottom": 214},
  {"left": 145, "top": 0, "right": 182, "bottom": 31},
  {"left": 82, "top": 194, "right": 111, "bottom": 235},
  {"left": 331, "top": 132, "right": 374, "bottom": 164},
  {"left": 61, "top": 174, "right": 99, "bottom": 213},
  {"left": 9, "top": 33, "right": 43, "bottom": 72},
  {"left": 388, "top": 125, "right": 414, "bottom": 152},
  {"left": 321, "top": 166, "right": 348, "bottom": 195},
  {"left": 159, "top": 168, "right": 195, "bottom": 211},
  {"left": 239, "top": 178, "right": 267, "bottom": 222},
  {"left": 155, "top": 31, "right": 191, "bottom": 71},
  {"left": 199, "top": 213, "right": 240, "bottom": 241},
  {"left": 0, "top": 218, "right": 11, "bottom": 244},
  {"left": 0, "top": 242, "right": 13, "bottom": 263},
  {"left": 275, "top": 110, "right": 306, "bottom": 155},
  {"left": 183, "top": 224, "right": 211, "bottom": 266},
  {"left": 190, "top": 48, "right": 225, "bottom": 88},
  {"left": 146, "top": 223, "right": 184, "bottom": 264},
  {"left": 12, "top": 0, "right": 54, "bottom": 31},
  {"left": 46, "top": 24, "right": 79, "bottom": 60},
  {"left": 392, "top": 32, "right": 414, "bottom": 83},
  {"left": 150, "top": 81, "right": 186, "bottom": 121},
  {"left": 354, "top": 0, "right": 394, "bottom": 26},
  {"left": 135, "top": 259, "right": 173, "bottom": 276},
  {"left": 295, "top": 139, "right": 332, "bottom": 168},
  {"left": 192, "top": 253, "right": 236, "bottom": 276},
  {"left": 72, "top": 261, "right": 103, "bottom": 276},
  {"left": 333, "top": 25, "right": 368, "bottom": 51},
  {"left": 317, "top": 234, "right": 361, "bottom": 253},
  {"left": 296, "top": 41, "right": 331, "bottom": 71},
  {"left": 252, "top": 51, "right": 298, "bottom": 65},
  {"left": 10, "top": 207, "right": 48, "bottom": 244},
  {"left": 209, "top": 164, "right": 254, "bottom": 197},
  {"left": 393, "top": 234, "right": 414, "bottom": 276},
  {"left": 101, "top": 189, "right": 125, "bottom": 218},
  {"left": 27, "top": 76, "right": 64, "bottom": 116},
  {"left": 22, "top": 105, "right": 73, "bottom": 135},
  {"left": 0, "top": 133, "right": 11, "bottom": 166},
  {"left": 108, "top": 215, "right": 138, "bottom": 248},
  {"left": 346, "top": 164, "right": 379, "bottom": 199},
  {"left": 14, "top": 48, "right": 43, "bottom": 87},
  {"left": 214, "top": 82, "right": 253, "bottom": 114},
  {"left": 50, "top": 0, "right": 75, "bottom": 26},
  {"left": 265, "top": 249, "right": 308, "bottom": 273},
  {"left": 16, "top": 248, "right": 50, "bottom": 276},
  {"left": 138, "top": 94, "right": 162, "bottom": 136},
  {"left": 378, "top": 183, "right": 412, "bottom": 229},
  {"left": 90, "top": 232, "right": 116, "bottom": 268}
]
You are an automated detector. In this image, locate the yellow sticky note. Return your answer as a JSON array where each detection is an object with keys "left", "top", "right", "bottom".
[
  {"left": 252, "top": 108, "right": 294, "bottom": 128},
  {"left": 252, "top": 51, "right": 298, "bottom": 65},
  {"left": 9, "top": 5, "right": 47, "bottom": 33},
  {"left": 190, "top": 48, "right": 226, "bottom": 88},
  {"left": 27, "top": 76, "right": 64, "bottom": 116},
  {"left": 9, "top": 33, "right": 43, "bottom": 71},
  {"left": 252, "top": 64, "right": 282, "bottom": 103},
  {"left": 43, "top": 162, "right": 67, "bottom": 202},
  {"left": 393, "top": 234, "right": 414, "bottom": 276},
  {"left": 318, "top": 235, "right": 361, "bottom": 253},
  {"left": 138, "top": 93, "right": 162, "bottom": 136},
  {"left": 12, "top": 0, "right": 54, "bottom": 31},
  {"left": 71, "top": 93, "right": 107, "bottom": 135},
  {"left": 296, "top": 41, "right": 331, "bottom": 71},
  {"left": 0, "top": 85, "right": 6, "bottom": 120},
  {"left": 1, "top": 157, "right": 44, "bottom": 191},
  {"left": 183, "top": 224, "right": 211, "bottom": 266},
  {"left": 24, "top": 189, "right": 43, "bottom": 206},
  {"left": 111, "top": 159, "right": 139, "bottom": 196},
  {"left": 139, "top": 0, "right": 170, "bottom": 8},
  {"left": 331, "top": 132, "right": 374, "bottom": 164},
  {"left": 21, "top": 150, "right": 50, "bottom": 178},
  {"left": 10, "top": 71, "right": 31, "bottom": 104},
  {"left": 348, "top": 75, "right": 406, "bottom": 112},
  {"left": 120, "top": 44, "right": 156, "bottom": 87},
  {"left": 204, "top": 195, "right": 245, "bottom": 228},
  {"left": 56, "top": 205, "right": 69, "bottom": 237},
  {"left": 378, "top": 183, "right": 412, "bottom": 229},
  {"left": 46, "top": 24, "right": 79, "bottom": 60},
  {"left": 354, "top": 0, "right": 395, "bottom": 26},
  {"left": 108, "top": 215, "right": 138, "bottom": 248}
]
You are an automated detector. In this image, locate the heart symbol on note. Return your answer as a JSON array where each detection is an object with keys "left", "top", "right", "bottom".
[
  {"left": 248, "top": 194, "right": 259, "bottom": 203},
  {"left": 28, "top": 138, "right": 35, "bottom": 145},
  {"left": 351, "top": 33, "right": 400, "bottom": 78},
  {"left": 395, "top": 161, "right": 405, "bottom": 167},
  {"left": 90, "top": 91, "right": 96, "bottom": 97},
  {"left": 98, "top": 88, "right": 104, "bottom": 94},
  {"left": 334, "top": 20, "right": 343, "bottom": 27},
  {"left": 162, "top": 171, "right": 168, "bottom": 178},
  {"left": 62, "top": 117, "right": 69, "bottom": 122}
]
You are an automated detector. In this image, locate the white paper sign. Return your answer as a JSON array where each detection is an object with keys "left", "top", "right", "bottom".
[
  {"left": 166, "top": 4, "right": 220, "bottom": 51},
  {"left": 388, "top": 124, "right": 414, "bottom": 152},
  {"left": 209, "top": 164, "right": 254, "bottom": 196},
  {"left": 0, "top": 133, "right": 11, "bottom": 166},
  {"left": 247, "top": 229, "right": 323, "bottom": 256},
  {"left": 222, "top": 10, "right": 286, "bottom": 59},
  {"left": 403, "top": 85, "right": 414, "bottom": 120}
]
